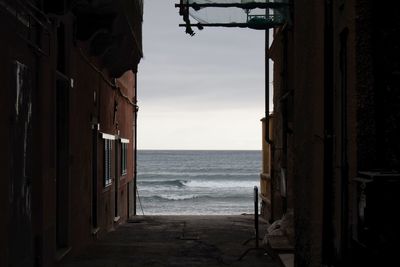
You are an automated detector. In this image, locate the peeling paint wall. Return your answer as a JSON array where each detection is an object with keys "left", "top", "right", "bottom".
[
  {"left": 0, "top": 5, "right": 40, "bottom": 265},
  {"left": 9, "top": 61, "right": 35, "bottom": 266}
]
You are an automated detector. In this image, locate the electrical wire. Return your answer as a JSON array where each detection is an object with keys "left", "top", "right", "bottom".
[
  {"left": 77, "top": 48, "right": 139, "bottom": 110},
  {"left": 136, "top": 185, "right": 145, "bottom": 216}
]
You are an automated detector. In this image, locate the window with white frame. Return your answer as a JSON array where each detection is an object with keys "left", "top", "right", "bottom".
[
  {"left": 120, "top": 139, "right": 129, "bottom": 176},
  {"left": 103, "top": 133, "right": 115, "bottom": 187}
]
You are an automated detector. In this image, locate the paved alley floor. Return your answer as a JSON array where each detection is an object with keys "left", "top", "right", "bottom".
[{"left": 59, "top": 215, "right": 282, "bottom": 267}]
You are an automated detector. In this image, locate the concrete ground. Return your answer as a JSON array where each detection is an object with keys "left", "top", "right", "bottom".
[{"left": 59, "top": 215, "right": 282, "bottom": 267}]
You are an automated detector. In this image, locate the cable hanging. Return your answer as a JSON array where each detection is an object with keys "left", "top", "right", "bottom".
[
  {"left": 78, "top": 48, "right": 139, "bottom": 110},
  {"left": 136, "top": 185, "right": 145, "bottom": 216}
]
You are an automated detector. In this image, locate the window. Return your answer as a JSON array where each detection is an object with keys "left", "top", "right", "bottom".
[
  {"left": 120, "top": 139, "right": 129, "bottom": 176},
  {"left": 121, "top": 143, "right": 127, "bottom": 176},
  {"left": 102, "top": 133, "right": 115, "bottom": 187},
  {"left": 104, "top": 139, "right": 112, "bottom": 186}
]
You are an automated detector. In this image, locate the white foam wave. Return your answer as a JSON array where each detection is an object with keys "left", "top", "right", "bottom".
[
  {"left": 158, "top": 194, "right": 199, "bottom": 201},
  {"left": 185, "top": 180, "right": 258, "bottom": 188}
]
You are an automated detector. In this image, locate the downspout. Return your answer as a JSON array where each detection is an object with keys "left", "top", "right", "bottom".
[
  {"left": 322, "top": 0, "right": 334, "bottom": 265},
  {"left": 265, "top": 12, "right": 272, "bottom": 144},
  {"left": 133, "top": 72, "right": 138, "bottom": 216},
  {"left": 265, "top": 6, "right": 274, "bottom": 223}
]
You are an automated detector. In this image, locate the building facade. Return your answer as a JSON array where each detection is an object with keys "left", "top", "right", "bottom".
[
  {"left": 261, "top": 0, "right": 400, "bottom": 266},
  {"left": 0, "top": 1, "right": 142, "bottom": 266}
]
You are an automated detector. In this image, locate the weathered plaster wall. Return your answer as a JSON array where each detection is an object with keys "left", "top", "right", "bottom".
[
  {"left": 0, "top": 4, "right": 139, "bottom": 265},
  {"left": 0, "top": 8, "right": 41, "bottom": 267}
]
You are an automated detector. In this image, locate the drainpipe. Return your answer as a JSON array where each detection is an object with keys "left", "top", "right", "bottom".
[
  {"left": 265, "top": 12, "right": 272, "bottom": 145},
  {"left": 133, "top": 72, "right": 138, "bottom": 216},
  {"left": 265, "top": 8, "right": 274, "bottom": 222},
  {"left": 281, "top": 26, "right": 289, "bottom": 215}
]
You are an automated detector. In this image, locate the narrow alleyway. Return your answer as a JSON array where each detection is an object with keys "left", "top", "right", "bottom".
[{"left": 59, "top": 215, "right": 282, "bottom": 267}]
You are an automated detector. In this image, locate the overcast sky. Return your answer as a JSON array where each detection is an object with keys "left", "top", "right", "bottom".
[{"left": 137, "top": 0, "right": 270, "bottom": 150}]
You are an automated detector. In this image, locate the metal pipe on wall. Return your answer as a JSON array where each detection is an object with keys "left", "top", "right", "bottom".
[
  {"left": 133, "top": 72, "right": 138, "bottom": 216},
  {"left": 265, "top": 25, "right": 271, "bottom": 144},
  {"left": 281, "top": 27, "right": 289, "bottom": 215}
]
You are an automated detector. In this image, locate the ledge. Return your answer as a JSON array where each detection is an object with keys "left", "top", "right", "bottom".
[
  {"left": 101, "top": 132, "right": 116, "bottom": 140},
  {"left": 120, "top": 138, "right": 129, "bottom": 143}
]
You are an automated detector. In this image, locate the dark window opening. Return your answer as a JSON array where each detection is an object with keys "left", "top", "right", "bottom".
[
  {"left": 104, "top": 139, "right": 112, "bottom": 186},
  {"left": 121, "top": 142, "right": 128, "bottom": 176}
]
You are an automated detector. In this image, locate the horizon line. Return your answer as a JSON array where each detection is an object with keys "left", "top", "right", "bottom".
[{"left": 137, "top": 148, "right": 262, "bottom": 151}]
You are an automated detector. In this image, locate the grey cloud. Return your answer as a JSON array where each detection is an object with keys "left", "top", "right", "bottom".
[{"left": 138, "top": 0, "right": 267, "bottom": 149}]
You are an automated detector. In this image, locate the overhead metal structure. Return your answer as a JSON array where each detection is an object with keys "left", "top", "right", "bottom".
[
  {"left": 174, "top": 0, "right": 292, "bottom": 147},
  {"left": 175, "top": 0, "right": 290, "bottom": 36}
]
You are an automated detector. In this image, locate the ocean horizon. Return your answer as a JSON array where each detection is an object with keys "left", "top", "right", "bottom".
[{"left": 137, "top": 150, "right": 261, "bottom": 215}]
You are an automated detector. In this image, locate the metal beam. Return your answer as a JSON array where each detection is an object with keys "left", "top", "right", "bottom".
[
  {"left": 174, "top": 2, "right": 290, "bottom": 10},
  {"left": 179, "top": 22, "right": 283, "bottom": 30}
]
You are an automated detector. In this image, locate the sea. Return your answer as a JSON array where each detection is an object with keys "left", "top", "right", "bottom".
[{"left": 137, "top": 150, "right": 261, "bottom": 215}]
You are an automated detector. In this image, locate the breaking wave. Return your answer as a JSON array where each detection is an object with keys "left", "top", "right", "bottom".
[
  {"left": 144, "top": 194, "right": 249, "bottom": 202},
  {"left": 138, "top": 179, "right": 187, "bottom": 187}
]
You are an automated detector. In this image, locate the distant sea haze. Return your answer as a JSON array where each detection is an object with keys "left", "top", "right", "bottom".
[{"left": 137, "top": 150, "right": 261, "bottom": 215}]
